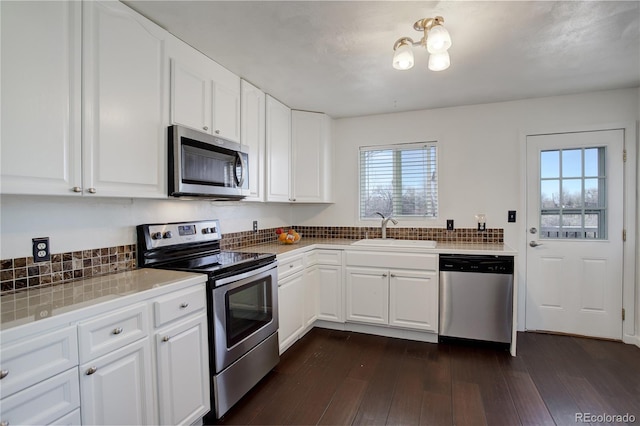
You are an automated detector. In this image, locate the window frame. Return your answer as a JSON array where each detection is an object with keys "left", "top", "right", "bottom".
[{"left": 358, "top": 141, "right": 439, "bottom": 222}]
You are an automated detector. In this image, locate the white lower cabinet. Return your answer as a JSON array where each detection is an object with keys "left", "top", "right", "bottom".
[
  {"left": 345, "top": 251, "right": 439, "bottom": 332},
  {"left": 346, "top": 267, "right": 389, "bottom": 325},
  {"left": 79, "top": 338, "right": 155, "bottom": 426},
  {"left": 389, "top": 270, "right": 438, "bottom": 332},
  {"left": 155, "top": 313, "right": 209, "bottom": 426},
  {"left": 278, "top": 270, "right": 305, "bottom": 353},
  {"left": 346, "top": 268, "right": 438, "bottom": 331},
  {"left": 0, "top": 275, "right": 209, "bottom": 426}
]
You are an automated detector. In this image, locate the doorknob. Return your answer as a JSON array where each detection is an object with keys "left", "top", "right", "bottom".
[
  {"left": 529, "top": 241, "right": 543, "bottom": 247},
  {"left": 529, "top": 227, "right": 537, "bottom": 234}
]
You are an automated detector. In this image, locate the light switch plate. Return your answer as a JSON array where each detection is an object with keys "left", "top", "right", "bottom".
[
  {"left": 508, "top": 210, "right": 517, "bottom": 223},
  {"left": 446, "top": 219, "right": 454, "bottom": 231}
]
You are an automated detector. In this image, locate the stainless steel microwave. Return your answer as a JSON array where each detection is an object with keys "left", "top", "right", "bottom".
[{"left": 168, "top": 125, "right": 249, "bottom": 199}]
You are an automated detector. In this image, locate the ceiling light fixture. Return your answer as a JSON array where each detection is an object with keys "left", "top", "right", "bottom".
[{"left": 392, "top": 16, "right": 451, "bottom": 71}]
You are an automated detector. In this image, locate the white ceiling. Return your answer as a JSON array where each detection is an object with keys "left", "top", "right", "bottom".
[{"left": 124, "top": 0, "right": 640, "bottom": 118}]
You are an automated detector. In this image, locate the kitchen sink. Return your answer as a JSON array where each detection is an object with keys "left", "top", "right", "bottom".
[{"left": 351, "top": 239, "right": 437, "bottom": 249}]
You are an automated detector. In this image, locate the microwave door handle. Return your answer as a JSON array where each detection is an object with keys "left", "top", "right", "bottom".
[{"left": 234, "top": 152, "right": 246, "bottom": 187}]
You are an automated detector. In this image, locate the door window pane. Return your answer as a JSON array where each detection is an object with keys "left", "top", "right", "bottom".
[
  {"left": 540, "top": 150, "right": 560, "bottom": 178},
  {"left": 539, "top": 147, "right": 607, "bottom": 240},
  {"left": 562, "top": 149, "right": 582, "bottom": 177}
]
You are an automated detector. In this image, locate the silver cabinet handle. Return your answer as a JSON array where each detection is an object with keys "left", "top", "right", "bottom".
[
  {"left": 382, "top": 273, "right": 388, "bottom": 278},
  {"left": 0, "top": 370, "right": 8, "bottom": 380},
  {"left": 180, "top": 303, "right": 189, "bottom": 309},
  {"left": 529, "top": 241, "right": 543, "bottom": 247},
  {"left": 203, "top": 126, "right": 208, "bottom": 131},
  {"left": 215, "top": 129, "right": 220, "bottom": 134},
  {"left": 162, "top": 336, "right": 170, "bottom": 342},
  {"left": 289, "top": 264, "right": 294, "bottom": 268},
  {"left": 112, "top": 327, "right": 123, "bottom": 335},
  {"left": 86, "top": 366, "right": 98, "bottom": 375},
  {"left": 390, "top": 274, "right": 396, "bottom": 278},
  {"left": 72, "top": 186, "right": 82, "bottom": 193},
  {"left": 87, "top": 188, "right": 97, "bottom": 194}
]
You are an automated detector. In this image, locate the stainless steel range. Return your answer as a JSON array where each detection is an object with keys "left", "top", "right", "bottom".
[{"left": 137, "top": 220, "right": 279, "bottom": 419}]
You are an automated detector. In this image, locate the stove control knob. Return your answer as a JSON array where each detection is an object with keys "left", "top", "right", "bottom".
[
  {"left": 151, "top": 232, "right": 162, "bottom": 240},
  {"left": 211, "top": 227, "right": 217, "bottom": 234},
  {"left": 202, "top": 228, "right": 210, "bottom": 234},
  {"left": 163, "top": 231, "right": 173, "bottom": 239}
]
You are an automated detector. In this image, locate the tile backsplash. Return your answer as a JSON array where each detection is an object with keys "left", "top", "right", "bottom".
[
  {"left": 1, "top": 226, "right": 502, "bottom": 294},
  {"left": 1, "top": 245, "right": 136, "bottom": 294}
]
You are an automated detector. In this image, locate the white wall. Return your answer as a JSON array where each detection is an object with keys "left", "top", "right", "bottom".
[
  {"left": 0, "top": 196, "right": 292, "bottom": 259},
  {"left": 295, "top": 88, "right": 638, "bottom": 246}
]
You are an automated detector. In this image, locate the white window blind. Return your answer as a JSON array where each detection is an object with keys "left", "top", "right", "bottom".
[{"left": 359, "top": 142, "right": 438, "bottom": 219}]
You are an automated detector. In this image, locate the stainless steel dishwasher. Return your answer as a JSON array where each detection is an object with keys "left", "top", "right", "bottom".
[{"left": 439, "top": 255, "right": 514, "bottom": 344}]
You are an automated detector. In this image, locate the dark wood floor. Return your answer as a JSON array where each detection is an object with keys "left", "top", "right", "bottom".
[{"left": 209, "top": 328, "right": 640, "bottom": 425}]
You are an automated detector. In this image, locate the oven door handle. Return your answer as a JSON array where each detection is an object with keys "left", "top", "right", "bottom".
[{"left": 214, "top": 261, "right": 278, "bottom": 287}]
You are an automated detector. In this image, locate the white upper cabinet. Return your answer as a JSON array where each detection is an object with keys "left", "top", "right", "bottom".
[
  {"left": 241, "top": 80, "right": 266, "bottom": 201},
  {"left": 168, "top": 37, "right": 241, "bottom": 142},
  {"left": 1, "top": 1, "right": 82, "bottom": 195},
  {"left": 265, "top": 95, "right": 292, "bottom": 202},
  {"left": 1, "top": 0, "right": 169, "bottom": 198},
  {"left": 291, "top": 110, "right": 332, "bottom": 202},
  {"left": 83, "top": 0, "right": 169, "bottom": 198}
]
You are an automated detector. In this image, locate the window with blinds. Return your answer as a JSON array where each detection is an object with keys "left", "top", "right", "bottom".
[{"left": 359, "top": 142, "right": 438, "bottom": 219}]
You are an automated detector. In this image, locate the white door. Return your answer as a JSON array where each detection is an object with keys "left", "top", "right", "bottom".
[{"left": 525, "top": 129, "right": 624, "bottom": 339}]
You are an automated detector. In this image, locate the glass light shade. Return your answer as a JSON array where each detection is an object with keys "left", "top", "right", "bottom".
[
  {"left": 426, "top": 25, "right": 452, "bottom": 53},
  {"left": 392, "top": 43, "right": 414, "bottom": 70},
  {"left": 428, "top": 51, "right": 450, "bottom": 71}
]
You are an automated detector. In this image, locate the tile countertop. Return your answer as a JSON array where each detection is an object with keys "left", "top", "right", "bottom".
[
  {"left": 0, "top": 268, "right": 206, "bottom": 332},
  {"left": 235, "top": 238, "right": 518, "bottom": 256}
]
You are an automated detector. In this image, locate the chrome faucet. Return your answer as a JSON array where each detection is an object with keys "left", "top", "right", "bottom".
[{"left": 375, "top": 212, "right": 398, "bottom": 239}]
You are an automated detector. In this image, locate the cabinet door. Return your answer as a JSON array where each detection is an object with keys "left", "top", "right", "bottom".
[
  {"left": 210, "top": 63, "right": 241, "bottom": 142},
  {"left": 304, "top": 266, "right": 319, "bottom": 327},
  {"left": 317, "top": 264, "right": 344, "bottom": 322},
  {"left": 345, "top": 267, "right": 389, "bottom": 325},
  {"left": 241, "top": 80, "right": 266, "bottom": 201},
  {"left": 171, "top": 58, "right": 211, "bottom": 133},
  {"left": 291, "top": 110, "right": 331, "bottom": 202},
  {"left": 389, "top": 270, "right": 438, "bottom": 332},
  {"left": 156, "top": 314, "right": 210, "bottom": 426},
  {"left": 265, "top": 95, "right": 291, "bottom": 202},
  {"left": 277, "top": 272, "right": 305, "bottom": 353},
  {"left": 82, "top": 0, "right": 168, "bottom": 198},
  {"left": 0, "top": 0, "right": 82, "bottom": 195},
  {"left": 80, "top": 338, "right": 155, "bottom": 426}
]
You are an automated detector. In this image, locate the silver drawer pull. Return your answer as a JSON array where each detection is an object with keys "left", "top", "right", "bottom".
[
  {"left": 162, "top": 336, "right": 170, "bottom": 342},
  {"left": 86, "top": 366, "right": 98, "bottom": 375},
  {"left": 72, "top": 186, "right": 82, "bottom": 193},
  {"left": 180, "top": 302, "right": 189, "bottom": 309},
  {"left": 0, "top": 370, "right": 8, "bottom": 380},
  {"left": 289, "top": 264, "right": 294, "bottom": 268},
  {"left": 382, "top": 274, "right": 388, "bottom": 278},
  {"left": 112, "top": 327, "right": 124, "bottom": 335}
]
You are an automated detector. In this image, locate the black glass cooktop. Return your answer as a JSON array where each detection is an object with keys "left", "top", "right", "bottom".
[{"left": 161, "top": 251, "right": 276, "bottom": 277}]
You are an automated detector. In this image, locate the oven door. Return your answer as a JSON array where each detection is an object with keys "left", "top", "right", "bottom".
[{"left": 211, "top": 262, "right": 278, "bottom": 373}]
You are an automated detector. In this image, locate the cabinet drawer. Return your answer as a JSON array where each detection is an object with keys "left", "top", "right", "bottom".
[
  {"left": 153, "top": 285, "right": 206, "bottom": 327},
  {"left": 78, "top": 303, "right": 148, "bottom": 363},
  {"left": 278, "top": 254, "right": 304, "bottom": 280},
  {"left": 345, "top": 251, "right": 437, "bottom": 270},
  {"left": 316, "top": 249, "right": 342, "bottom": 266},
  {"left": 304, "top": 251, "right": 318, "bottom": 267},
  {"left": 0, "top": 368, "right": 80, "bottom": 426},
  {"left": 0, "top": 325, "right": 78, "bottom": 398}
]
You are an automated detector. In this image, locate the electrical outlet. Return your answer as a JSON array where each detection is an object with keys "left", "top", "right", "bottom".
[
  {"left": 32, "top": 237, "right": 50, "bottom": 262},
  {"left": 508, "top": 210, "right": 517, "bottom": 223},
  {"left": 253, "top": 220, "right": 258, "bottom": 232},
  {"left": 446, "top": 219, "right": 454, "bottom": 231}
]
